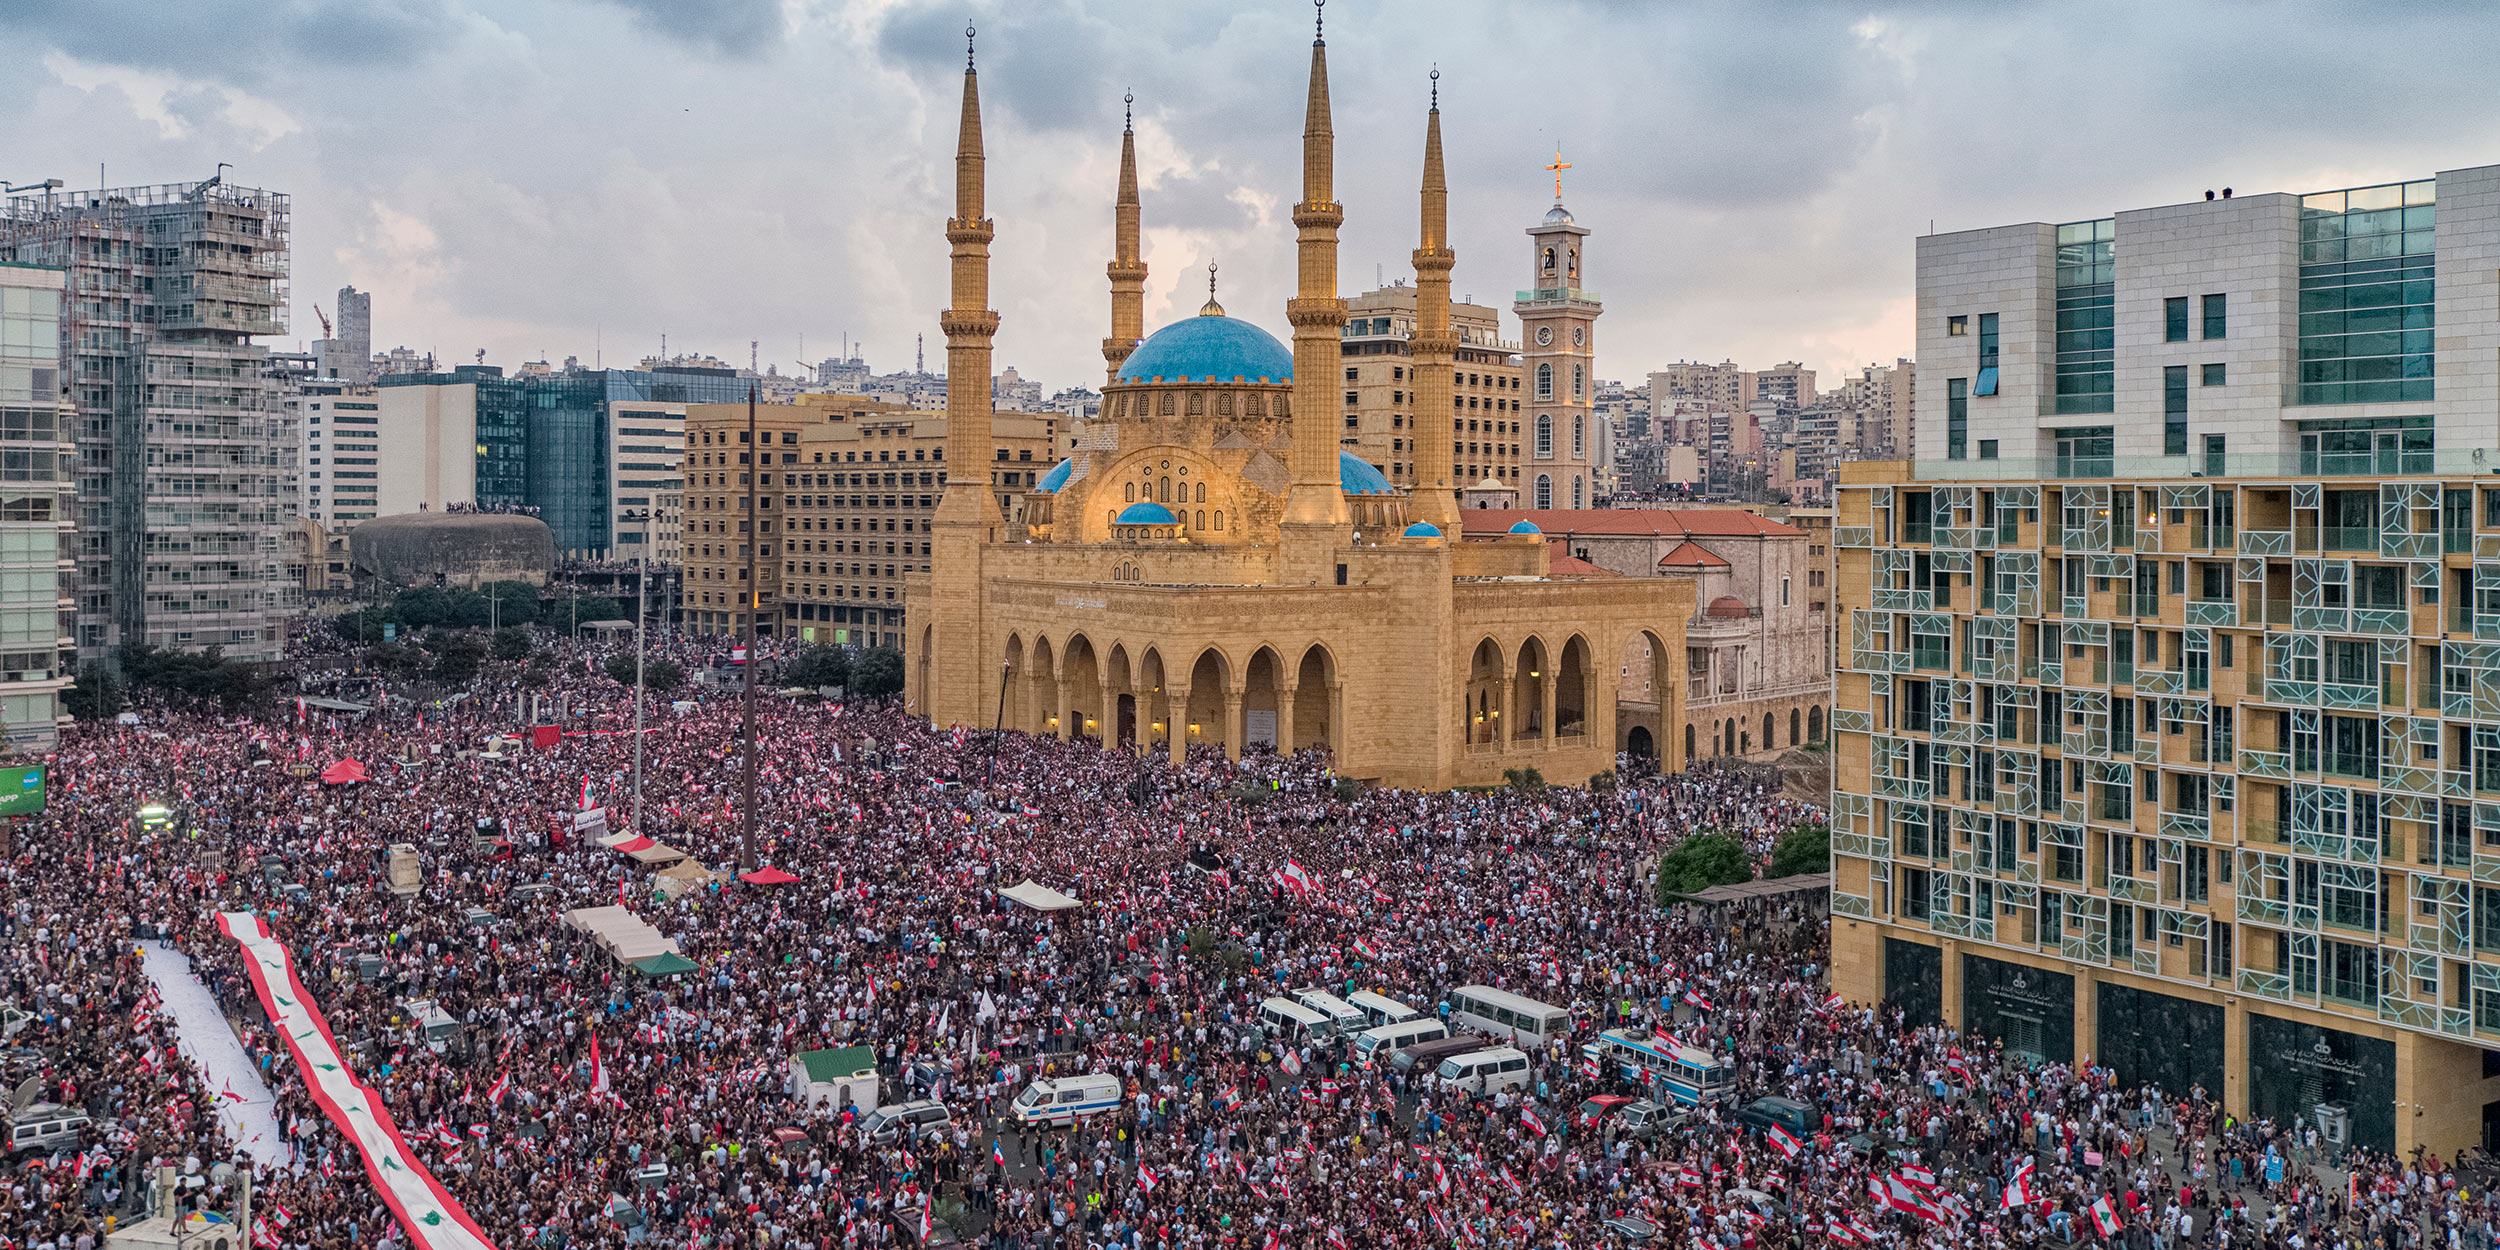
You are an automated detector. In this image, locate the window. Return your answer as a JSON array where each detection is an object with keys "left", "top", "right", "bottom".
[
  {"left": 1572, "top": 364, "right": 1584, "bottom": 401},
  {"left": 2297, "top": 180, "right": 2436, "bottom": 405},
  {"left": 1974, "top": 312, "right": 1999, "bottom": 396},
  {"left": 1946, "top": 378, "right": 1968, "bottom": 460},
  {"left": 2204, "top": 434, "right": 2227, "bottom": 478},
  {"left": 1947, "top": 316, "right": 1967, "bottom": 336},
  {"left": 1978, "top": 439, "right": 1998, "bottom": 460},
  {"left": 1534, "top": 475, "right": 1552, "bottom": 509},
  {"left": 2164, "top": 365, "right": 2188, "bottom": 457},
  {"left": 1535, "top": 363, "right": 1552, "bottom": 401},
  {"left": 2055, "top": 219, "right": 2115, "bottom": 414},
  {"left": 1534, "top": 415, "right": 1552, "bottom": 458},
  {"left": 2202, "top": 293, "right": 2227, "bottom": 340},
  {"left": 1572, "top": 415, "right": 1584, "bottom": 457},
  {"left": 2165, "top": 296, "right": 2190, "bottom": 342}
]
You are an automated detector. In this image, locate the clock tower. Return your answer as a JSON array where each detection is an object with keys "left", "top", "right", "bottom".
[{"left": 1514, "top": 151, "right": 1602, "bottom": 510}]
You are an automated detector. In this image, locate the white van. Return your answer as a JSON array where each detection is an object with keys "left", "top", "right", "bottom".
[
  {"left": 1350, "top": 1016, "right": 1448, "bottom": 1068},
  {"left": 1434, "top": 1046, "right": 1532, "bottom": 1096},
  {"left": 1346, "top": 991, "right": 1419, "bottom": 1029},
  {"left": 1446, "top": 985, "right": 1573, "bottom": 1047},
  {"left": 1257, "top": 996, "right": 1335, "bottom": 1044},
  {"left": 6, "top": 1104, "right": 90, "bottom": 1158},
  {"left": 1294, "top": 989, "right": 1369, "bottom": 1037},
  {"left": 1008, "top": 1074, "right": 1122, "bottom": 1127}
]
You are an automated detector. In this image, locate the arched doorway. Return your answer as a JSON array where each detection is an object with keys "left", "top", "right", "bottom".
[
  {"left": 1627, "top": 725, "right": 1655, "bottom": 770},
  {"left": 1555, "top": 635, "right": 1589, "bottom": 739},
  {"left": 1789, "top": 707, "right": 1801, "bottom": 746},
  {"left": 1185, "top": 648, "right": 1232, "bottom": 758},
  {"left": 1761, "top": 713, "right": 1774, "bottom": 752},
  {"left": 1513, "top": 637, "right": 1550, "bottom": 743},
  {"left": 1294, "top": 645, "right": 1335, "bottom": 752},
  {"left": 1683, "top": 723, "right": 1696, "bottom": 765},
  {"left": 1466, "top": 639, "right": 1504, "bottom": 744},
  {"left": 1809, "top": 705, "right": 1825, "bottom": 743},
  {"left": 1243, "top": 647, "right": 1283, "bottom": 751},
  {"left": 1063, "top": 635, "right": 1102, "bottom": 742}
]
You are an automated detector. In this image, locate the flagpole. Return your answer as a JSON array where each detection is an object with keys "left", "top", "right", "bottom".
[{"left": 741, "top": 384, "right": 760, "bottom": 872}]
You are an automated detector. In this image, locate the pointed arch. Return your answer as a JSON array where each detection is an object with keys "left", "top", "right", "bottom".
[
  {"left": 1513, "top": 636, "right": 1551, "bottom": 741},
  {"left": 1555, "top": 634, "right": 1590, "bottom": 739},
  {"left": 1809, "top": 705, "right": 1825, "bottom": 744},
  {"left": 1293, "top": 643, "right": 1336, "bottom": 753},
  {"left": 1466, "top": 637, "right": 1506, "bottom": 745}
]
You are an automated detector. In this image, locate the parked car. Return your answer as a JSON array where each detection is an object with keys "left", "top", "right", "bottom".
[
  {"left": 860, "top": 1099, "right": 954, "bottom": 1145},
  {"left": 1732, "top": 1095, "right": 1814, "bottom": 1140}
]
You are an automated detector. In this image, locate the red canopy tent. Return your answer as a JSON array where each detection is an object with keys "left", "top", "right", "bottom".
[
  {"left": 319, "top": 759, "right": 370, "bottom": 785},
  {"left": 741, "top": 866, "right": 799, "bottom": 885},
  {"left": 610, "top": 836, "right": 656, "bottom": 853}
]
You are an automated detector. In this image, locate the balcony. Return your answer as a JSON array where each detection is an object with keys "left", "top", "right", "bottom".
[
  {"left": 2186, "top": 599, "right": 2239, "bottom": 627},
  {"left": 1514, "top": 287, "right": 1600, "bottom": 305}
]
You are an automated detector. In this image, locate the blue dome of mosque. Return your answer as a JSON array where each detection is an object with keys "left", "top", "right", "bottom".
[
  {"left": 1116, "top": 501, "right": 1177, "bottom": 525},
  {"left": 1507, "top": 520, "right": 1543, "bottom": 535},
  {"left": 1115, "top": 314, "right": 1294, "bottom": 383},
  {"left": 1339, "top": 453, "right": 1396, "bottom": 495},
  {"left": 1402, "top": 522, "right": 1442, "bottom": 538},
  {"left": 1035, "top": 458, "right": 1073, "bottom": 493}
]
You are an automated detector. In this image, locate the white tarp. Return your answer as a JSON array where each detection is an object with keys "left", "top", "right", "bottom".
[
  {"left": 215, "top": 911, "right": 497, "bottom": 1250},
  {"left": 997, "top": 879, "right": 1083, "bottom": 912},
  {"left": 138, "top": 943, "right": 288, "bottom": 1167},
  {"left": 563, "top": 904, "right": 681, "bottom": 964}
]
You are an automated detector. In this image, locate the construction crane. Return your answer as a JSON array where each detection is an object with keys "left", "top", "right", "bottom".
[{"left": 314, "top": 305, "right": 332, "bottom": 338}]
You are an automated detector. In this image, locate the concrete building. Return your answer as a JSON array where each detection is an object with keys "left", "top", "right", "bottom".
[
  {"left": 681, "top": 399, "right": 822, "bottom": 637},
  {"left": 0, "top": 264, "right": 73, "bottom": 747},
  {"left": 1832, "top": 167, "right": 2500, "bottom": 1158},
  {"left": 349, "top": 512, "right": 554, "bottom": 592},
  {"left": 1339, "top": 281, "right": 1522, "bottom": 491},
  {"left": 296, "top": 378, "right": 382, "bottom": 523},
  {"left": 908, "top": 41, "right": 1710, "bottom": 789},
  {"left": 1752, "top": 360, "right": 1817, "bottom": 411},
  {"left": 313, "top": 284, "right": 370, "bottom": 383},
  {"left": 0, "top": 180, "right": 298, "bottom": 661},
  {"left": 1516, "top": 195, "right": 1603, "bottom": 509},
  {"left": 1650, "top": 360, "right": 1755, "bottom": 410},
  {"left": 780, "top": 402, "right": 1055, "bottom": 648}
]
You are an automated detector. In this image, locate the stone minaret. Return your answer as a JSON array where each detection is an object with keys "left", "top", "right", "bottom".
[
  {"left": 925, "top": 25, "right": 1000, "bottom": 727},
  {"left": 1280, "top": 1, "right": 1349, "bottom": 576},
  {"left": 1103, "top": 93, "right": 1146, "bottom": 385},
  {"left": 1407, "top": 71, "right": 1461, "bottom": 532}
]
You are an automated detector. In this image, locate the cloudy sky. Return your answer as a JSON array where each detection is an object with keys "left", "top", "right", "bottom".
[{"left": 5, "top": 0, "right": 2495, "bottom": 394}]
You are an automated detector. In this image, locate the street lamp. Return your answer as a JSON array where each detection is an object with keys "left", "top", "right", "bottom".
[{"left": 619, "top": 508, "right": 652, "bottom": 837}]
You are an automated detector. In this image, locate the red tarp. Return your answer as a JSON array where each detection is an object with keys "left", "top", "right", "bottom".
[
  {"left": 530, "top": 725, "right": 562, "bottom": 750},
  {"left": 611, "top": 836, "right": 656, "bottom": 853},
  {"left": 319, "top": 759, "right": 370, "bottom": 785},
  {"left": 741, "top": 866, "right": 799, "bottom": 885}
]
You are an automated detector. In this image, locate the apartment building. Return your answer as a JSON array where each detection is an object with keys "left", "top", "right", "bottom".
[
  {"left": 683, "top": 399, "right": 821, "bottom": 638},
  {"left": 1338, "top": 282, "right": 1522, "bottom": 490},
  {"left": 779, "top": 405, "right": 1055, "bottom": 648},
  {"left": 1832, "top": 165, "right": 2500, "bottom": 1157},
  {"left": 0, "top": 180, "right": 298, "bottom": 661},
  {"left": 0, "top": 264, "right": 73, "bottom": 746}
]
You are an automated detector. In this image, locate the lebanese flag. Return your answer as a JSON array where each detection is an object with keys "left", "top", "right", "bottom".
[
  {"left": 1218, "top": 1084, "right": 1242, "bottom": 1111},
  {"left": 1137, "top": 1164, "right": 1159, "bottom": 1193},
  {"left": 2090, "top": 1195, "right": 2123, "bottom": 1236},
  {"left": 1767, "top": 1123, "right": 1802, "bottom": 1159},
  {"left": 1432, "top": 1159, "right": 1450, "bottom": 1194},
  {"left": 488, "top": 1070, "right": 510, "bottom": 1107},
  {"left": 1849, "top": 1216, "right": 1884, "bottom": 1242},
  {"left": 1263, "top": 1232, "right": 1284, "bottom": 1250},
  {"left": 2005, "top": 1159, "right": 2035, "bottom": 1210},
  {"left": 1328, "top": 1229, "right": 1349, "bottom": 1250},
  {"left": 1682, "top": 988, "right": 1714, "bottom": 1012},
  {"left": 1896, "top": 1163, "right": 1937, "bottom": 1191},
  {"left": 1677, "top": 1166, "right": 1703, "bottom": 1188},
  {"left": 1829, "top": 1223, "right": 1857, "bottom": 1245},
  {"left": 920, "top": 1203, "right": 935, "bottom": 1244},
  {"left": 579, "top": 776, "right": 596, "bottom": 811},
  {"left": 1279, "top": 1049, "right": 1302, "bottom": 1076},
  {"left": 1277, "top": 859, "right": 1318, "bottom": 895},
  {"left": 1520, "top": 1106, "right": 1546, "bottom": 1138},
  {"left": 1499, "top": 1165, "right": 1523, "bottom": 1195},
  {"left": 588, "top": 1027, "right": 610, "bottom": 1099}
]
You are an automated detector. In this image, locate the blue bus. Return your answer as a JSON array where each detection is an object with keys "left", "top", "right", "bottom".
[{"left": 1585, "top": 1028, "right": 1733, "bottom": 1106}]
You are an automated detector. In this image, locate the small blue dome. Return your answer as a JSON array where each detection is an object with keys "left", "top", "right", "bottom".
[
  {"left": 1115, "top": 315, "right": 1293, "bottom": 383},
  {"left": 1507, "top": 520, "right": 1542, "bottom": 535},
  {"left": 1035, "top": 458, "right": 1072, "bottom": 493},
  {"left": 1116, "top": 501, "right": 1177, "bottom": 525},
  {"left": 1402, "top": 522, "right": 1442, "bottom": 538},
  {"left": 1339, "top": 452, "right": 1397, "bottom": 495}
]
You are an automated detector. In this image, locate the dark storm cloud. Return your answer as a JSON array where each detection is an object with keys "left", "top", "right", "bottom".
[
  {"left": 0, "top": 0, "right": 457, "bottom": 85},
  {"left": 588, "top": 0, "right": 787, "bottom": 55}
]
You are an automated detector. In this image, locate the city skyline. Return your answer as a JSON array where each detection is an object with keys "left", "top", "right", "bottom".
[{"left": 4, "top": 0, "right": 2497, "bottom": 394}]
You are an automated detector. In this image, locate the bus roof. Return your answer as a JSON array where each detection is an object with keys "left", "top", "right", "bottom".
[
  {"left": 1449, "top": 984, "right": 1567, "bottom": 1017},
  {"left": 1597, "top": 1028, "right": 1717, "bottom": 1068}
]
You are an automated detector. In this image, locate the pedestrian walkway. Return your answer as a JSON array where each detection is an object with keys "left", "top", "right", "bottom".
[{"left": 139, "top": 941, "right": 289, "bottom": 1168}]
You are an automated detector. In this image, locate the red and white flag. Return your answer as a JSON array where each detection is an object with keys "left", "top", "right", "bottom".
[
  {"left": 2005, "top": 1158, "right": 2036, "bottom": 1210},
  {"left": 1277, "top": 860, "right": 1318, "bottom": 895},
  {"left": 2090, "top": 1196, "right": 2123, "bottom": 1236},
  {"left": 1520, "top": 1106, "right": 1546, "bottom": 1138},
  {"left": 1767, "top": 1123, "right": 1802, "bottom": 1159},
  {"left": 1137, "top": 1163, "right": 1159, "bottom": 1193},
  {"left": 588, "top": 1027, "right": 610, "bottom": 1099},
  {"left": 488, "top": 1070, "right": 510, "bottom": 1107}
]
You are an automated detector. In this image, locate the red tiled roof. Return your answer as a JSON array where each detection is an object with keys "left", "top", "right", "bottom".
[
  {"left": 1547, "top": 551, "right": 1618, "bottom": 578},
  {"left": 1655, "top": 540, "right": 1730, "bottom": 569},
  {"left": 1457, "top": 508, "right": 1803, "bottom": 538}
]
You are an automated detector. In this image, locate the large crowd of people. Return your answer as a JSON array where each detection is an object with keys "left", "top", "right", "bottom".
[{"left": 1, "top": 627, "right": 2493, "bottom": 1250}]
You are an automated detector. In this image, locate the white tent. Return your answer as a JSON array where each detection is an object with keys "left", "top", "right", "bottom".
[
  {"left": 563, "top": 905, "right": 681, "bottom": 965},
  {"left": 997, "top": 879, "right": 1083, "bottom": 912}
]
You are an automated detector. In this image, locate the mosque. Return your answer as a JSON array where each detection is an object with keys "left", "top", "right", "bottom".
[{"left": 905, "top": 14, "right": 1701, "bottom": 789}]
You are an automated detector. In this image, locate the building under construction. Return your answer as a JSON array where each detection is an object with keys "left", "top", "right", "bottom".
[{"left": 0, "top": 177, "right": 300, "bottom": 662}]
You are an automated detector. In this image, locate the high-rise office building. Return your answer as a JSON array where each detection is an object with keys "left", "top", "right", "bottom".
[
  {"left": 0, "top": 179, "right": 298, "bottom": 661},
  {"left": 1831, "top": 165, "right": 2500, "bottom": 1158},
  {"left": 0, "top": 263, "right": 74, "bottom": 746}
]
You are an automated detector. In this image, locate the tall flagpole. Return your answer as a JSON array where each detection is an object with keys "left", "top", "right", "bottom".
[{"left": 741, "top": 384, "right": 760, "bottom": 871}]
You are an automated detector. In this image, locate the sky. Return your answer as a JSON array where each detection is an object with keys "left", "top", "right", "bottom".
[{"left": 4, "top": 0, "right": 2496, "bottom": 396}]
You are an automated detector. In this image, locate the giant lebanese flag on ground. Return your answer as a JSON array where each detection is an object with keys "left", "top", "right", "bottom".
[{"left": 215, "top": 911, "right": 498, "bottom": 1250}]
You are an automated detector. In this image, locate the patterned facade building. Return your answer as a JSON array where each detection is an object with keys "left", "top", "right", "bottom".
[{"left": 1832, "top": 165, "right": 2500, "bottom": 1157}]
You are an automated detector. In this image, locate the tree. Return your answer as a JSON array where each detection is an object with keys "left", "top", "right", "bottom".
[
  {"left": 334, "top": 605, "right": 392, "bottom": 645},
  {"left": 562, "top": 596, "right": 626, "bottom": 634},
  {"left": 850, "top": 647, "right": 904, "bottom": 701},
  {"left": 1766, "top": 822, "right": 1831, "bottom": 880},
  {"left": 785, "top": 646, "right": 851, "bottom": 691},
  {"left": 431, "top": 631, "right": 489, "bottom": 684},
  {"left": 120, "top": 644, "right": 265, "bottom": 713},
  {"left": 480, "top": 580, "right": 542, "bottom": 627},
  {"left": 491, "top": 627, "right": 531, "bottom": 662},
  {"left": 604, "top": 653, "right": 688, "bottom": 696},
  {"left": 1654, "top": 830, "right": 1754, "bottom": 904},
  {"left": 1501, "top": 766, "right": 1546, "bottom": 794},
  {"left": 63, "top": 663, "right": 123, "bottom": 721},
  {"left": 362, "top": 642, "right": 425, "bottom": 675}
]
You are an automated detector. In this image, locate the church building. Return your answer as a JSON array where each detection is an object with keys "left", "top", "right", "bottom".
[{"left": 905, "top": 18, "right": 1702, "bottom": 789}]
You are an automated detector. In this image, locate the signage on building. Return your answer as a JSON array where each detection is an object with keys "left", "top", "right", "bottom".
[{"left": 0, "top": 766, "right": 44, "bottom": 817}]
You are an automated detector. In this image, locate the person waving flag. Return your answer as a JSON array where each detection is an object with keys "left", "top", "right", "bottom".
[
  {"left": 1520, "top": 1105, "right": 1547, "bottom": 1138},
  {"left": 1137, "top": 1163, "right": 1159, "bottom": 1193},
  {"left": 1766, "top": 1122, "right": 1803, "bottom": 1159},
  {"left": 991, "top": 1140, "right": 1007, "bottom": 1170}
]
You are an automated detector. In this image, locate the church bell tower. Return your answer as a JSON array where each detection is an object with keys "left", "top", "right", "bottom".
[{"left": 1514, "top": 151, "right": 1602, "bottom": 511}]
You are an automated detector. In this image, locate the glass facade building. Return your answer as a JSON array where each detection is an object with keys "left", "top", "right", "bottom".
[{"left": 0, "top": 265, "right": 74, "bottom": 746}]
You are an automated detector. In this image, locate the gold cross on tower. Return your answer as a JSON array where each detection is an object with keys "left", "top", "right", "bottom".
[{"left": 1545, "top": 147, "right": 1571, "bottom": 200}]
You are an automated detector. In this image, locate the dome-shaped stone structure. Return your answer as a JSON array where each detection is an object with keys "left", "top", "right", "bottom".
[{"left": 349, "top": 512, "right": 555, "bottom": 592}]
